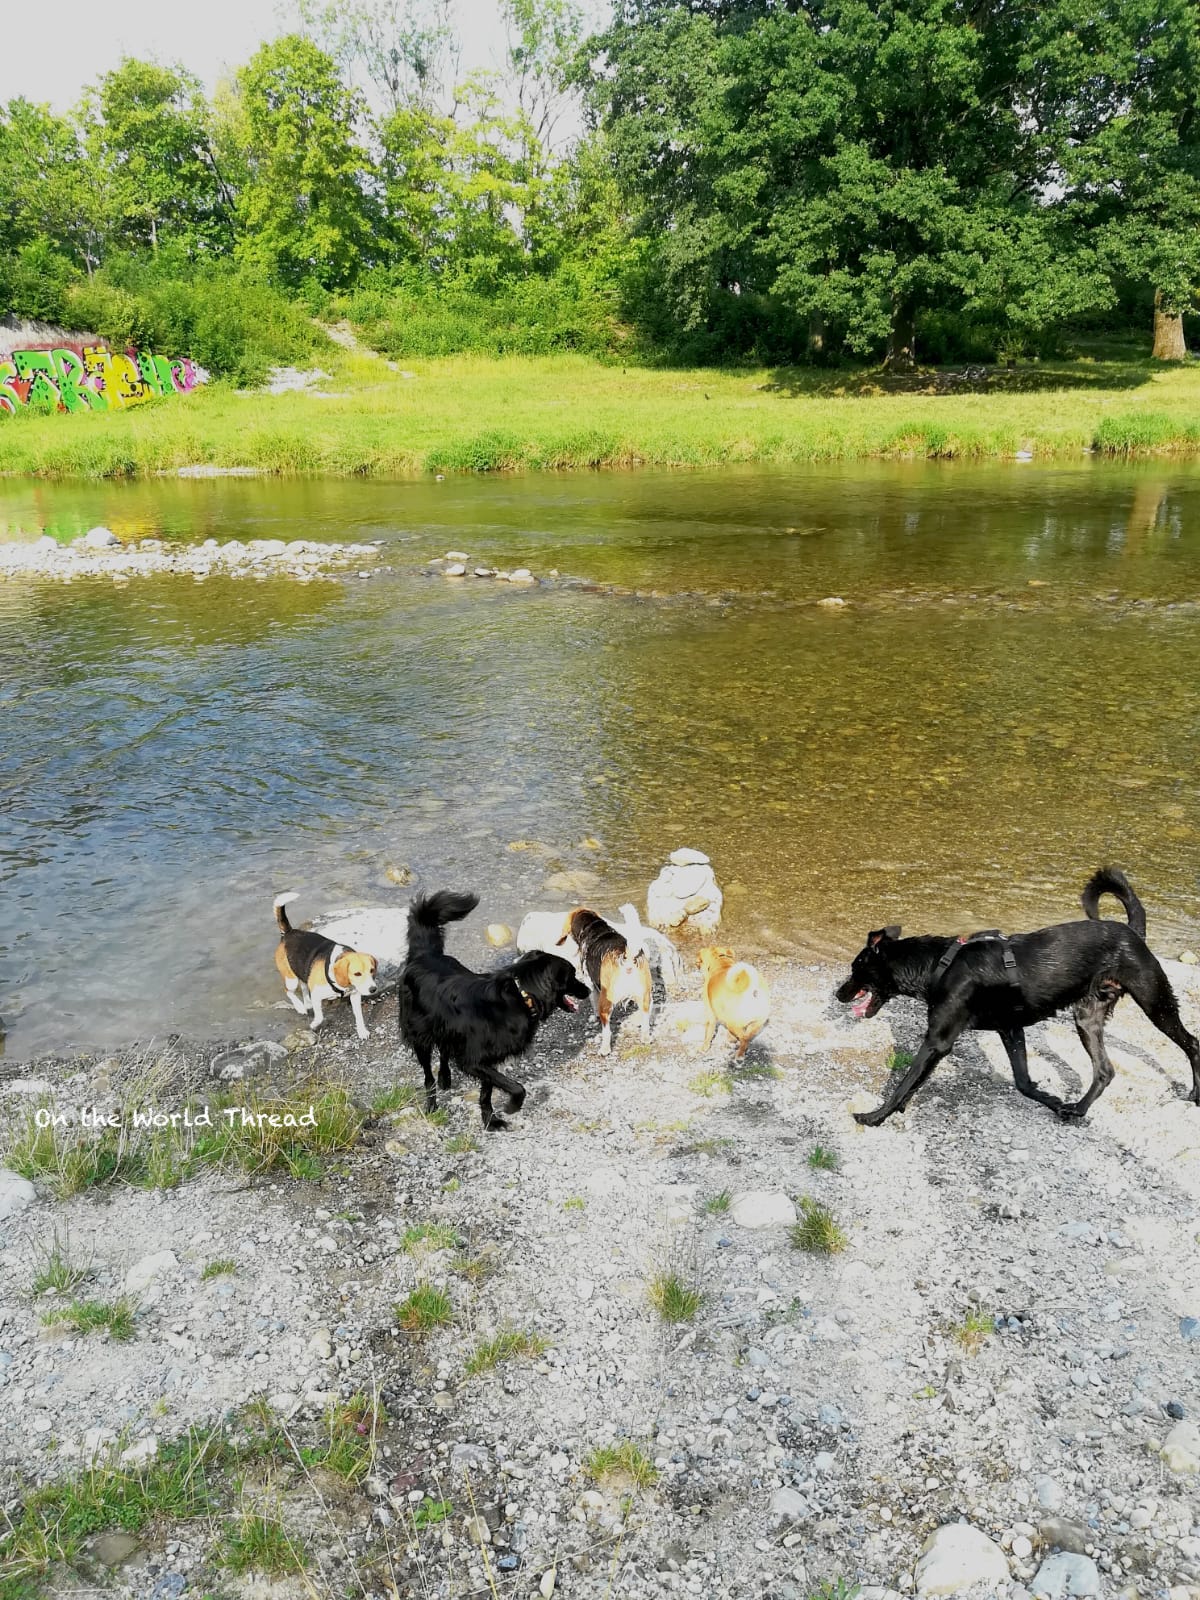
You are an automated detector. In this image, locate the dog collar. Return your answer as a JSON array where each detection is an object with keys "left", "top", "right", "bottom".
[
  {"left": 513, "top": 977, "right": 536, "bottom": 1012},
  {"left": 325, "top": 944, "right": 350, "bottom": 996}
]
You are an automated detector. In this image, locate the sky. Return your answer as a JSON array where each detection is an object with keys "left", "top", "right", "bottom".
[{"left": 0, "top": 0, "right": 522, "bottom": 110}]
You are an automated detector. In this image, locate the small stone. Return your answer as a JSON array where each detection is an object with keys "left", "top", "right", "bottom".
[
  {"left": 125, "top": 1250, "right": 178, "bottom": 1294},
  {"left": 1180, "top": 1317, "right": 1200, "bottom": 1343},
  {"left": 914, "top": 1524, "right": 1009, "bottom": 1595},
  {"left": 446, "top": 551, "right": 469, "bottom": 561},
  {"left": 731, "top": 1191, "right": 797, "bottom": 1229},
  {"left": 385, "top": 862, "right": 415, "bottom": 886},
  {"left": 670, "top": 848, "right": 710, "bottom": 866},
  {"left": 80, "top": 526, "right": 121, "bottom": 549},
  {"left": 1013, "top": 1536, "right": 1034, "bottom": 1560},
  {"left": 1031, "top": 1552, "right": 1102, "bottom": 1598},
  {"left": 0, "top": 1169, "right": 36, "bottom": 1221},
  {"left": 540, "top": 1567, "right": 557, "bottom": 1598},
  {"left": 450, "top": 1443, "right": 491, "bottom": 1477},
  {"left": 463, "top": 1514, "right": 491, "bottom": 1546},
  {"left": 1039, "top": 1519, "right": 1090, "bottom": 1555},
  {"left": 769, "top": 1488, "right": 810, "bottom": 1530},
  {"left": 1165, "top": 1401, "right": 1186, "bottom": 1421},
  {"left": 1035, "top": 1477, "right": 1065, "bottom": 1513},
  {"left": 94, "top": 1531, "right": 142, "bottom": 1567},
  {"left": 444, "top": 563, "right": 467, "bottom": 577},
  {"left": 817, "top": 596, "right": 846, "bottom": 607},
  {"left": 486, "top": 923, "right": 514, "bottom": 948},
  {"left": 1179, "top": 950, "right": 1199, "bottom": 965}
]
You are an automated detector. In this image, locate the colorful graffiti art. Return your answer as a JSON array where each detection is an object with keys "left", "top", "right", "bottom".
[{"left": 0, "top": 342, "right": 203, "bottom": 416}]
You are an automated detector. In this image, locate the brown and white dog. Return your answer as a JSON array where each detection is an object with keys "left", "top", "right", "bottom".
[
  {"left": 698, "top": 946, "right": 770, "bottom": 1060},
  {"left": 274, "top": 893, "right": 379, "bottom": 1039},
  {"left": 561, "top": 904, "right": 654, "bottom": 1056}
]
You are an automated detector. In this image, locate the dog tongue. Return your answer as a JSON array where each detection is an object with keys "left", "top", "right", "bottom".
[{"left": 851, "top": 990, "right": 872, "bottom": 1019}]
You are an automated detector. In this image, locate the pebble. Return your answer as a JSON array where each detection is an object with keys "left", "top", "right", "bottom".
[
  {"left": 730, "top": 1191, "right": 797, "bottom": 1229},
  {"left": 540, "top": 1567, "right": 557, "bottom": 1598},
  {"left": 1039, "top": 1519, "right": 1090, "bottom": 1555},
  {"left": 1162, "top": 1421, "right": 1200, "bottom": 1475},
  {"left": 1035, "top": 1476, "right": 1065, "bottom": 1512},
  {"left": 125, "top": 1250, "right": 178, "bottom": 1294},
  {"left": 1180, "top": 1317, "right": 1200, "bottom": 1342},
  {"left": 0, "top": 1169, "right": 36, "bottom": 1221},
  {"left": 463, "top": 1514, "right": 491, "bottom": 1546},
  {"left": 768, "top": 1488, "right": 811, "bottom": 1530}
]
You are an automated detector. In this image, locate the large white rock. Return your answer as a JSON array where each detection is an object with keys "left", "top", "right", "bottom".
[
  {"left": 914, "top": 1523, "right": 1009, "bottom": 1595},
  {"left": 80, "top": 526, "right": 120, "bottom": 549},
  {"left": 313, "top": 906, "right": 408, "bottom": 986},
  {"left": 1031, "top": 1553, "right": 1102, "bottom": 1599},
  {"left": 0, "top": 1169, "right": 36, "bottom": 1221},
  {"left": 731, "top": 1191, "right": 797, "bottom": 1230},
  {"left": 1161, "top": 1419, "right": 1200, "bottom": 1475},
  {"left": 125, "top": 1250, "right": 179, "bottom": 1295}
]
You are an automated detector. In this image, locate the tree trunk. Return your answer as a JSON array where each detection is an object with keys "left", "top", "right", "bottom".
[
  {"left": 150, "top": 215, "right": 158, "bottom": 254},
  {"left": 807, "top": 310, "right": 827, "bottom": 358},
  {"left": 1152, "top": 289, "right": 1187, "bottom": 361},
  {"left": 884, "top": 302, "right": 917, "bottom": 371}
]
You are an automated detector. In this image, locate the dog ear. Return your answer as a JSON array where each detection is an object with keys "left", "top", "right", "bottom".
[
  {"left": 555, "top": 933, "right": 570, "bottom": 946},
  {"left": 885, "top": 924, "right": 902, "bottom": 940},
  {"left": 868, "top": 926, "right": 901, "bottom": 947}
]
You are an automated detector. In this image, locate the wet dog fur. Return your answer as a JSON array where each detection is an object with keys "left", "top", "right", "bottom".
[
  {"left": 836, "top": 867, "right": 1200, "bottom": 1125},
  {"left": 398, "top": 890, "right": 589, "bottom": 1130}
]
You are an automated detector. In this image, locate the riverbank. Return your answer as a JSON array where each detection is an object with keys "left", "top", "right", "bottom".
[
  {"left": 2, "top": 346, "right": 1200, "bottom": 480},
  {"left": 0, "top": 530, "right": 384, "bottom": 583},
  {"left": 2, "top": 950, "right": 1199, "bottom": 1600}
]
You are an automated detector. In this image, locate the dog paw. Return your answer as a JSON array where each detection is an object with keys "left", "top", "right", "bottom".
[
  {"left": 853, "top": 1109, "right": 887, "bottom": 1127},
  {"left": 1056, "top": 1105, "right": 1086, "bottom": 1123},
  {"left": 356, "top": 1029, "right": 369, "bottom": 1042},
  {"left": 483, "top": 1115, "right": 510, "bottom": 1133}
]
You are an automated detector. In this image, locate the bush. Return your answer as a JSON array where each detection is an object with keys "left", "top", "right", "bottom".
[{"left": 0, "top": 240, "right": 77, "bottom": 325}]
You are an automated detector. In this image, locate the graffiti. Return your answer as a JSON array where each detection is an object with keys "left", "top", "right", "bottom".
[{"left": 0, "top": 341, "right": 202, "bottom": 416}]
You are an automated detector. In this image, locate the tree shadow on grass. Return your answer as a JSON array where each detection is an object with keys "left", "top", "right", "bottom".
[{"left": 761, "top": 356, "right": 1159, "bottom": 400}]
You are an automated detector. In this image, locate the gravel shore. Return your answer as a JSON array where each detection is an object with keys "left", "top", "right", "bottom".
[{"left": 1, "top": 952, "right": 1198, "bottom": 1600}]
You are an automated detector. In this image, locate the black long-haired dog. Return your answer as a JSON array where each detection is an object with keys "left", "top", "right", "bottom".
[
  {"left": 837, "top": 867, "right": 1200, "bottom": 1127},
  {"left": 398, "top": 890, "right": 589, "bottom": 1131}
]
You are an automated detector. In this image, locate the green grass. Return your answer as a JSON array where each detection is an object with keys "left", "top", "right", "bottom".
[
  {"left": 370, "top": 1084, "right": 421, "bottom": 1114},
  {"left": 790, "top": 1198, "right": 849, "bottom": 1256},
  {"left": 30, "top": 1231, "right": 90, "bottom": 1296},
  {"left": 41, "top": 1296, "right": 137, "bottom": 1341},
  {"left": 444, "top": 1133, "right": 480, "bottom": 1154},
  {"left": 647, "top": 1271, "right": 704, "bottom": 1324},
  {"left": 953, "top": 1308, "right": 995, "bottom": 1354},
  {"left": 887, "top": 1048, "right": 916, "bottom": 1075},
  {"left": 411, "top": 1497, "right": 454, "bottom": 1528},
  {"left": 451, "top": 1248, "right": 499, "bottom": 1284},
  {"left": 703, "top": 1190, "right": 732, "bottom": 1215},
  {"left": 400, "top": 1223, "right": 461, "bottom": 1254},
  {"left": 807, "top": 1144, "right": 840, "bottom": 1171},
  {"left": 6, "top": 1084, "right": 363, "bottom": 1195},
  {"left": 298, "top": 1396, "right": 379, "bottom": 1485},
  {"left": 688, "top": 1069, "right": 733, "bottom": 1097},
  {"left": 5, "top": 344, "right": 1200, "bottom": 482},
  {"left": 463, "top": 1327, "right": 547, "bottom": 1378},
  {"left": 394, "top": 1283, "right": 454, "bottom": 1333},
  {"left": 563, "top": 1195, "right": 586, "bottom": 1212},
  {"left": 221, "top": 1510, "right": 305, "bottom": 1576},
  {"left": 584, "top": 1440, "right": 659, "bottom": 1490},
  {"left": 200, "top": 1258, "right": 237, "bottom": 1281}
]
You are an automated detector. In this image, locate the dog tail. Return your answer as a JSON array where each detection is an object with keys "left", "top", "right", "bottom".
[
  {"left": 726, "top": 962, "right": 767, "bottom": 1003},
  {"left": 407, "top": 890, "right": 480, "bottom": 958},
  {"left": 274, "top": 892, "right": 301, "bottom": 934},
  {"left": 1082, "top": 867, "right": 1147, "bottom": 939}
]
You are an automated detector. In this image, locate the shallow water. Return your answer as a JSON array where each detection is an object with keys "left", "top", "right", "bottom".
[{"left": 2, "top": 461, "right": 1199, "bottom": 1057}]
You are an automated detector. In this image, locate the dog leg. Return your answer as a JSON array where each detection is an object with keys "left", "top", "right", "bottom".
[
  {"left": 1061, "top": 996, "right": 1118, "bottom": 1120},
  {"left": 437, "top": 1050, "right": 452, "bottom": 1092},
  {"left": 478, "top": 1081, "right": 508, "bottom": 1132},
  {"left": 701, "top": 1009, "right": 718, "bottom": 1052},
  {"left": 309, "top": 992, "right": 326, "bottom": 1032},
  {"left": 414, "top": 1043, "right": 437, "bottom": 1113},
  {"left": 596, "top": 994, "right": 613, "bottom": 1057},
  {"left": 734, "top": 1021, "right": 763, "bottom": 1062},
  {"left": 492, "top": 1066, "right": 526, "bottom": 1115},
  {"left": 998, "top": 1027, "right": 1065, "bottom": 1113},
  {"left": 349, "top": 991, "right": 370, "bottom": 1042},
  {"left": 855, "top": 1020, "right": 958, "bottom": 1125},
  {"left": 640, "top": 1000, "right": 652, "bottom": 1042},
  {"left": 1125, "top": 961, "right": 1200, "bottom": 1104},
  {"left": 284, "top": 978, "right": 308, "bottom": 1016}
]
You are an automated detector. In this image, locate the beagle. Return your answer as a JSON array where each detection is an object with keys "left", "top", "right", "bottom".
[
  {"left": 273, "top": 893, "right": 378, "bottom": 1039},
  {"left": 562, "top": 904, "right": 654, "bottom": 1056}
]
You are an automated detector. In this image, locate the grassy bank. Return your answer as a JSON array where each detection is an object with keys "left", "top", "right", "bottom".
[{"left": 2, "top": 342, "right": 1200, "bottom": 479}]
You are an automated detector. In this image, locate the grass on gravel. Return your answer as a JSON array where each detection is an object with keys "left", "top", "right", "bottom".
[{"left": 3, "top": 340, "right": 1200, "bottom": 480}]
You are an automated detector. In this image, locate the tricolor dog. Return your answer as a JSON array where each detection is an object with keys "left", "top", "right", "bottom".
[
  {"left": 273, "top": 893, "right": 379, "bottom": 1039},
  {"left": 562, "top": 904, "right": 655, "bottom": 1056}
]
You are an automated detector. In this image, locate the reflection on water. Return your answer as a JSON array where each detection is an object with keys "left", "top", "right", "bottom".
[{"left": 1, "top": 462, "right": 1198, "bottom": 1057}]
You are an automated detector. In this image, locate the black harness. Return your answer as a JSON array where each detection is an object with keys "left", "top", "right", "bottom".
[{"left": 933, "top": 929, "right": 1021, "bottom": 988}]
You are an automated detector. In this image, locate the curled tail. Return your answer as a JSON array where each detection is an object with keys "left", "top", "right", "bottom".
[
  {"left": 1082, "top": 867, "right": 1147, "bottom": 940},
  {"left": 274, "top": 891, "right": 300, "bottom": 934},
  {"left": 406, "top": 889, "right": 480, "bottom": 959}
]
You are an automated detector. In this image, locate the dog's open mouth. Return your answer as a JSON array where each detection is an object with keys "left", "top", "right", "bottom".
[
  {"left": 560, "top": 995, "right": 580, "bottom": 1012},
  {"left": 849, "top": 987, "right": 877, "bottom": 1019}
]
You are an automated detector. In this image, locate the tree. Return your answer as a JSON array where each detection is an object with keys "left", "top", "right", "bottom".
[
  {"left": 587, "top": 0, "right": 1115, "bottom": 368},
  {"left": 294, "top": 0, "right": 456, "bottom": 112},
  {"left": 85, "top": 59, "right": 232, "bottom": 256},
  {"left": 0, "top": 97, "right": 107, "bottom": 279},
  {"left": 501, "top": 0, "right": 586, "bottom": 154},
  {"left": 234, "top": 35, "right": 377, "bottom": 288}
]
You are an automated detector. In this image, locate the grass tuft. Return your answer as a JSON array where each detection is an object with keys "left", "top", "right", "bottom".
[
  {"left": 647, "top": 1271, "right": 704, "bottom": 1324},
  {"left": 200, "top": 1258, "right": 237, "bottom": 1281},
  {"left": 31, "top": 1230, "right": 90, "bottom": 1296},
  {"left": 807, "top": 1144, "right": 840, "bottom": 1172},
  {"left": 790, "top": 1198, "right": 849, "bottom": 1256},
  {"left": 887, "top": 1048, "right": 915, "bottom": 1075},
  {"left": 584, "top": 1440, "right": 659, "bottom": 1490},
  {"left": 400, "top": 1223, "right": 461, "bottom": 1254},
  {"left": 221, "top": 1509, "right": 305, "bottom": 1576},
  {"left": 463, "top": 1327, "right": 547, "bottom": 1378},
  {"left": 395, "top": 1283, "right": 454, "bottom": 1333},
  {"left": 41, "top": 1296, "right": 137, "bottom": 1341},
  {"left": 688, "top": 1069, "right": 733, "bottom": 1097},
  {"left": 703, "top": 1190, "right": 732, "bottom": 1215},
  {"left": 953, "top": 1307, "right": 995, "bottom": 1354}
]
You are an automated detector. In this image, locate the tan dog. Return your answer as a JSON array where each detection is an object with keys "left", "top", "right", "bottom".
[
  {"left": 274, "top": 893, "right": 379, "bottom": 1039},
  {"left": 698, "top": 946, "right": 770, "bottom": 1059}
]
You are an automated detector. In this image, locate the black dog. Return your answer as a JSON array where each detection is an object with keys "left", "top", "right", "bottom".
[
  {"left": 398, "top": 890, "right": 589, "bottom": 1131},
  {"left": 836, "top": 867, "right": 1200, "bottom": 1126}
]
